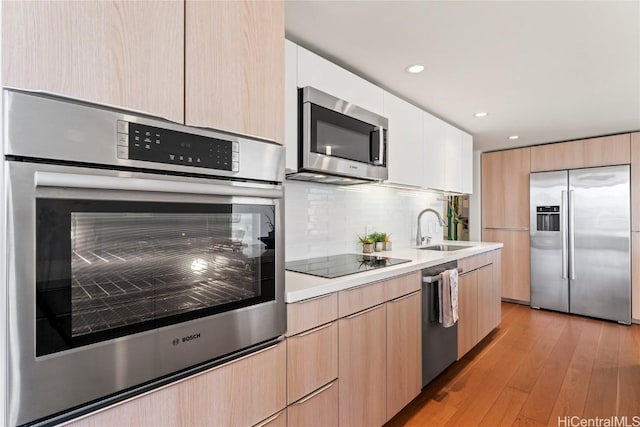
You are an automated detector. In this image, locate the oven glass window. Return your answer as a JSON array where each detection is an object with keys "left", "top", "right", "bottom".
[
  {"left": 310, "top": 103, "right": 377, "bottom": 163},
  {"left": 36, "top": 200, "right": 276, "bottom": 356}
]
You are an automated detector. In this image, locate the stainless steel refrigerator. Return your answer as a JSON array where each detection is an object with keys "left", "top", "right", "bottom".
[{"left": 530, "top": 165, "right": 631, "bottom": 324}]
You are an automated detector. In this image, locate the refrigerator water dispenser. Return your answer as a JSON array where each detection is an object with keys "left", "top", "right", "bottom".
[{"left": 536, "top": 206, "right": 560, "bottom": 231}]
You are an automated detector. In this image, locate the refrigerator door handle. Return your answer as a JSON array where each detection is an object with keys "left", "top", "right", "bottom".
[
  {"left": 561, "top": 190, "right": 568, "bottom": 279},
  {"left": 569, "top": 189, "right": 576, "bottom": 280}
]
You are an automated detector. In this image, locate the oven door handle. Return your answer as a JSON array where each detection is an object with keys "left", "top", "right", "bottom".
[{"left": 35, "top": 171, "right": 283, "bottom": 199}]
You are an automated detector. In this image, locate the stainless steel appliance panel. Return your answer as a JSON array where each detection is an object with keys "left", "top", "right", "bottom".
[
  {"left": 422, "top": 262, "right": 458, "bottom": 387},
  {"left": 3, "top": 90, "right": 284, "bottom": 183},
  {"left": 5, "top": 161, "right": 285, "bottom": 426},
  {"left": 568, "top": 166, "right": 630, "bottom": 323},
  {"left": 530, "top": 171, "right": 569, "bottom": 312},
  {"left": 292, "top": 86, "right": 389, "bottom": 183}
]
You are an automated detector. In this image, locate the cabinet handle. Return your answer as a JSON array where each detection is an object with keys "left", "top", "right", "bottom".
[
  {"left": 234, "top": 340, "right": 282, "bottom": 363},
  {"left": 297, "top": 294, "right": 332, "bottom": 304},
  {"left": 253, "top": 410, "right": 284, "bottom": 427},
  {"left": 294, "top": 381, "right": 335, "bottom": 405},
  {"left": 296, "top": 322, "right": 333, "bottom": 337},
  {"left": 389, "top": 291, "right": 419, "bottom": 303},
  {"left": 343, "top": 282, "right": 378, "bottom": 292},
  {"left": 345, "top": 304, "right": 383, "bottom": 319}
]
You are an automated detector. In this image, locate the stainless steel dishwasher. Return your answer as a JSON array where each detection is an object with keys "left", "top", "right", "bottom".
[{"left": 422, "top": 261, "right": 459, "bottom": 387}]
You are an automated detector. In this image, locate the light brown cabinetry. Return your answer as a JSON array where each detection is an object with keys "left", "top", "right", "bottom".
[
  {"left": 632, "top": 233, "right": 640, "bottom": 322},
  {"left": 457, "top": 251, "right": 502, "bottom": 359},
  {"left": 631, "top": 132, "right": 640, "bottom": 231},
  {"left": 338, "top": 280, "right": 386, "bottom": 317},
  {"left": 285, "top": 293, "right": 339, "bottom": 422},
  {"left": 338, "top": 304, "right": 387, "bottom": 427},
  {"left": 286, "top": 380, "right": 339, "bottom": 427},
  {"left": 185, "top": 0, "right": 284, "bottom": 143},
  {"left": 476, "top": 265, "right": 496, "bottom": 339},
  {"left": 491, "top": 250, "right": 503, "bottom": 327},
  {"left": 2, "top": 0, "right": 184, "bottom": 123},
  {"left": 286, "top": 293, "right": 337, "bottom": 336},
  {"left": 530, "top": 134, "right": 630, "bottom": 172},
  {"left": 337, "top": 272, "right": 421, "bottom": 425},
  {"left": 482, "top": 147, "right": 531, "bottom": 303},
  {"left": 482, "top": 230, "right": 530, "bottom": 302},
  {"left": 457, "top": 271, "right": 478, "bottom": 359},
  {"left": 481, "top": 147, "right": 531, "bottom": 228},
  {"left": 386, "top": 291, "right": 421, "bottom": 421},
  {"left": 3, "top": 0, "right": 284, "bottom": 143},
  {"left": 66, "top": 341, "right": 286, "bottom": 427},
  {"left": 286, "top": 322, "right": 338, "bottom": 404}
]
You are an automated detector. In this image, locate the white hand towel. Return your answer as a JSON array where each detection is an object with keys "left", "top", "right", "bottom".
[
  {"left": 449, "top": 268, "right": 459, "bottom": 324},
  {"left": 441, "top": 270, "right": 454, "bottom": 327},
  {"left": 438, "top": 276, "right": 444, "bottom": 324}
]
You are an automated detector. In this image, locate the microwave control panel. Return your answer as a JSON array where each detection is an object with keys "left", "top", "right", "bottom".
[{"left": 116, "top": 120, "right": 239, "bottom": 172}]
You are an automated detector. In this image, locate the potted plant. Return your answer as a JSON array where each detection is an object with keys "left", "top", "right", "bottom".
[
  {"left": 358, "top": 235, "right": 375, "bottom": 253},
  {"left": 369, "top": 232, "right": 385, "bottom": 252},
  {"left": 383, "top": 233, "right": 392, "bottom": 251}
]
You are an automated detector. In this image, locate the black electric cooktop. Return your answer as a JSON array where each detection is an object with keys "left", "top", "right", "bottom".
[{"left": 285, "top": 253, "right": 412, "bottom": 279}]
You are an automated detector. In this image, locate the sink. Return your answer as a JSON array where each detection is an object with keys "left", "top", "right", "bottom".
[{"left": 419, "top": 244, "right": 471, "bottom": 252}]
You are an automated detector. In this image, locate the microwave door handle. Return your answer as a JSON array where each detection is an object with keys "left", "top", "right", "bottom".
[{"left": 371, "top": 126, "right": 384, "bottom": 165}]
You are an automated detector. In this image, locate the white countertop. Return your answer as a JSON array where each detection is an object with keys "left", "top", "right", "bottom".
[{"left": 285, "top": 241, "right": 503, "bottom": 302}]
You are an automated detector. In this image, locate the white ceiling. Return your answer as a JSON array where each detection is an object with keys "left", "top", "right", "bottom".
[{"left": 285, "top": 1, "right": 640, "bottom": 152}]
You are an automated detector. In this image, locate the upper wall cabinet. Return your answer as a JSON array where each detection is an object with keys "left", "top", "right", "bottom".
[
  {"left": 460, "top": 132, "right": 473, "bottom": 194},
  {"left": 424, "top": 112, "right": 473, "bottom": 194},
  {"left": 185, "top": 1, "right": 284, "bottom": 143},
  {"left": 296, "top": 46, "right": 384, "bottom": 115},
  {"left": 2, "top": 0, "right": 184, "bottom": 123},
  {"left": 285, "top": 40, "right": 299, "bottom": 171},
  {"left": 3, "top": 1, "right": 285, "bottom": 144},
  {"left": 482, "top": 147, "right": 531, "bottom": 229},
  {"left": 530, "top": 134, "right": 630, "bottom": 172},
  {"left": 423, "top": 112, "right": 446, "bottom": 191},
  {"left": 383, "top": 92, "right": 423, "bottom": 187}
]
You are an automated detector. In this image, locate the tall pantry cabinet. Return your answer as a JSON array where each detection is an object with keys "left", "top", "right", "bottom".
[
  {"left": 481, "top": 147, "right": 531, "bottom": 303},
  {"left": 2, "top": 0, "right": 284, "bottom": 144}
]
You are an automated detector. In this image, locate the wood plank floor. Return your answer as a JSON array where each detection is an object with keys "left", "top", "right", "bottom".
[{"left": 386, "top": 302, "right": 640, "bottom": 427}]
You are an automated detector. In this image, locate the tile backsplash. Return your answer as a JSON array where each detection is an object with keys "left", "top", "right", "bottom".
[{"left": 285, "top": 180, "right": 445, "bottom": 261}]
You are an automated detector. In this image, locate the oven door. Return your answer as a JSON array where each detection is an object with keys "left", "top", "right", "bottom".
[
  {"left": 5, "top": 161, "right": 285, "bottom": 426},
  {"left": 300, "top": 87, "right": 388, "bottom": 181}
]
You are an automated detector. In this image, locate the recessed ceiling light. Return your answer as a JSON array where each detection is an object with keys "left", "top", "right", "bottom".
[
  {"left": 508, "top": 135, "right": 519, "bottom": 140},
  {"left": 406, "top": 64, "right": 425, "bottom": 74},
  {"left": 474, "top": 112, "right": 488, "bottom": 118}
]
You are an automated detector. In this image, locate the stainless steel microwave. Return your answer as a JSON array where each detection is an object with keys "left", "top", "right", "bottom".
[{"left": 288, "top": 86, "right": 389, "bottom": 184}]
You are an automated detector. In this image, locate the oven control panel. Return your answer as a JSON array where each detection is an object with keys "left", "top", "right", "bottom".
[{"left": 116, "top": 121, "right": 239, "bottom": 172}]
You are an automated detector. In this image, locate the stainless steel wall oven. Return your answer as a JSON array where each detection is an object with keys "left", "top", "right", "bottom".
[{"left": 1, "top": 90, "right": 285, "bottom": 426}]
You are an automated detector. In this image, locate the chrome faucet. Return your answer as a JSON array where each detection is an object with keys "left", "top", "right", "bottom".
[{"left": 416, "top": 208, "right": 446, "bottom": 246}]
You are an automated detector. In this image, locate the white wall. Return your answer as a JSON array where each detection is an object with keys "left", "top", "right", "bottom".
[
  {"left": 468, "top": 150, "right": 482, "bottom": 241},
  {"left": 285, "top": 180, "right": 444, "bottom": 261}
]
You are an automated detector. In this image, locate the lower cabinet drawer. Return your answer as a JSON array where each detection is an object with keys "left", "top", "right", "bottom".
[
  {"left": 459, "top": 251, "right": 493, "bottom": 273},
  {"left": 287, "top": 380, "right": 339, "bottom": 427},
  {"left": 65, "top": 341, "right": 286, "bottom": 427},
  {"left": 287, "top": 322, "right": 338, "bottom": 404}
]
